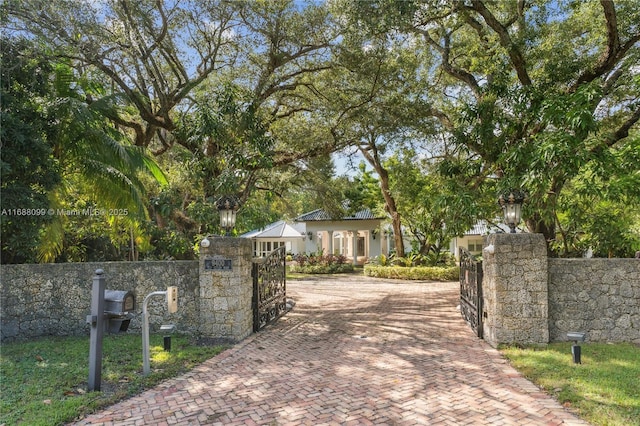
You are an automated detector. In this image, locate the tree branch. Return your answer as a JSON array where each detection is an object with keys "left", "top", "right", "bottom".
[
  {"left": 439, "top": 32, "right": 482, "bottom": 96},
  {"left": 574, "top": 1, "right": 640, "bottom": 91},
  {"left": 606, "top": 106, "right": 640, "bottom": 147},
  {"left": 575, "top": 0, "right": 620, "bottom": 86},
  {"left": 468, "top": 0, "right": 531, "bottom": 86}
]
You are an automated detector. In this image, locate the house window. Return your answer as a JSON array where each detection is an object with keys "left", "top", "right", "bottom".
[
  {"left": 258, "top": 241, "right": 286, "bottom": 257},
  {"left": 258, "top": 241, "right": 272, "bottom": 257},
  {"left": 357, "top": 236, "right": 365, "bottom": 256},
  {"left": 467, "top": 239, "right": 483, "bottom": 253}
]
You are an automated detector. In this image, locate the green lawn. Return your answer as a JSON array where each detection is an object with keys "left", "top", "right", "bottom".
[
  {"left": 0, "top": 334, "right": 226, "bottom": 426},
  {"left": 501, "top": 342, "right": 640, "bottom": 426}
]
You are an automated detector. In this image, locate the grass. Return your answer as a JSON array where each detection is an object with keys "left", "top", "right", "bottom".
[
  {"left": 501, "top": 342, "right": 640, "bottom": 426},
  {"left": 0, "top": 334, "right": 227, "bottom": 426}
]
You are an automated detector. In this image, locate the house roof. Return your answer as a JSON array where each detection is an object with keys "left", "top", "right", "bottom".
[
  {"left": 464, "top": 220, "right": 513, "bottom": 235},
  {"left": 294, "top": 207, "right": 382, "bottom": 222},
  {"left": 240, "top": 221, "right": 304, "bottom": 239}
]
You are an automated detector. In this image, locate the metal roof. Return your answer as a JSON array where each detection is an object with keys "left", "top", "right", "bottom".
[
  {"left": 240, "top": 221, "right": 305, "bottom": 239},
  {"left": 294, "top": 207, "right": 381, "bottom": 222},
  {"left": 464, "top": 220, "right": 514, "bottom": 235}
]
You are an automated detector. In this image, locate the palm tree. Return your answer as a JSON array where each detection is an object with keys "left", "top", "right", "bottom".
[{"left": 38, "top": 61, "right": 167, "bottom": 261}]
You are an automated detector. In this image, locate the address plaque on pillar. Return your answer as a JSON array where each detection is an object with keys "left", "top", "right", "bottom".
[{"left": 204, "top": 255, "right": 233, "bottom": 271}]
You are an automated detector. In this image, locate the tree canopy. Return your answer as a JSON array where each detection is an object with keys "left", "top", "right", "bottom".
[
  {"left": 337, "top": 0, "right": 640, "bottom": 255},
  {"left": 1, "top": 0, "right": 639, "bottom": 262}
]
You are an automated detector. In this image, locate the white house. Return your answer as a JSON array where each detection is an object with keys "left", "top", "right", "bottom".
[
  {"left": 449, "top": 220, "right": 513, "bottom": 258},
  {"left": 241, "top": 220, "right": 306, "bottom": 258},
  {"left": 242, "top": 211, "right": 513, "bottom": 263},
  {"left": 241, "top": 207, "right": 385, "bottom": 265}
]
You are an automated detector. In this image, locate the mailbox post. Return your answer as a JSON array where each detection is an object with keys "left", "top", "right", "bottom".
[
  {"left": 87, "top": 271, "right": 136, "bottom": 391},
  {"left": 87, "top": 269, "right": 106, "bottom": 392}
]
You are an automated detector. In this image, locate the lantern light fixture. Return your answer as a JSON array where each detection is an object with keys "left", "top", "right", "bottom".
[
  {"left": 216, "top": 195, "right": 241, "bottom": 236},
  {"left": 498, "top": 190, "right": 527, "bottom": 233}
]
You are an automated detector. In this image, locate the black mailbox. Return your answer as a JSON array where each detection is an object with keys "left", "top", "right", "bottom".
[{"left": 104, "top": 290, "right": 135, "bottom": 333}]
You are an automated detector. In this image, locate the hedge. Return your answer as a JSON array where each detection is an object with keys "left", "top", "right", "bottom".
[
  {"left": 363, "top": 265, "right": 459, "bottom": 281},
  {"left": 288, "top": 264, "right": 355, "bottom": 274}
]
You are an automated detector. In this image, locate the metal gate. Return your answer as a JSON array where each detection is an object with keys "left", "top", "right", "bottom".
[
  {"left": 252, "top": 246, "right": 287, "bottom": 332},
  {"left": 460, "top": 248, "right": 483, "bottom": 338}
]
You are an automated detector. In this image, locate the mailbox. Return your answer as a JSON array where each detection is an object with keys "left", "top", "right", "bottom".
[{"left": 104, "top": 290, "right": 136, "bottom": 333}]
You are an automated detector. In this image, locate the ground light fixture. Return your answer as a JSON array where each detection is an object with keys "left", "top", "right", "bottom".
[
  {"left": 216, "top": 195, "right": 241, "bottom": 236},
  {"left": 498, "top": 190, "right": 527, "bottom": 233},
  {"left": 160, "top": 324, "right": 176, "bottom": 351},
  {"left": 567, "top": 332, "right": 586, "bottom": 364}
]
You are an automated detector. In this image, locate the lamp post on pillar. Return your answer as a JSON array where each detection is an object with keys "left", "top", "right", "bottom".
[
  {"left": 216, "top": 195, "right": 240, "bottom": 236},
  {"left": 498, "top": 190, "right": 527, "bottom": 233}
]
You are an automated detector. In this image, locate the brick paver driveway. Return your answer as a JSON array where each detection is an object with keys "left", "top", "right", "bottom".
[{"left": 74, "top": 276, "right": 587, "bottom": 425}]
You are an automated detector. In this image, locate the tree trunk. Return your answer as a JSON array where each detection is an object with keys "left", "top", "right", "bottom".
[
  {"left": 378, "top": 168, "right": 405, "bottom": 256},
  {"left": 358, "top": 142, "right": 405, "bottom": 256}
]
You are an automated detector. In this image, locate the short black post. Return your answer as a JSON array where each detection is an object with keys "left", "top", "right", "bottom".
[
  {"left": 572, "top": 344, "right": 581, "bottom": 364},
  {"left": 567, "top": 332, "right": 586, "bottom": 365},
  {"left": 160, "top": 324, "right": 175, "bottom": 352}
]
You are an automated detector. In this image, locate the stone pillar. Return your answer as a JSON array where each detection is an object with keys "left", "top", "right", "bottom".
[
  {"left": 482, "top": 233, "right": 549, "bottom": 347},
  {"left": 199, "top": 237, "right": 253, "bottom": 342}
]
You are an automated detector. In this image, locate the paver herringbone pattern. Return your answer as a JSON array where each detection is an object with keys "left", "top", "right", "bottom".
[{"left": 73, "top": 276, "right": 588, "bottom": 425}]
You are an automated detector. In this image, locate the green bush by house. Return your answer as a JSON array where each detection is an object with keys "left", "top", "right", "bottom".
[
  {"left": 288, "top": 252, "right": 354, "bottom": 274},
  {"left": 289, "top": 263, "right": 355, "bottom": 274},
  {"left": 364, "top": 265, "right": 459, "bottom": 281},
  {"left": 363, "top": 252, "right": 459, "bottom": 281}
]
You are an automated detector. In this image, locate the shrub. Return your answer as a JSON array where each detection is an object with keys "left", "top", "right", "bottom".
[
  {"left": 289, "top": 252, "right": 355, "bottom": 274},
  {"left": 290, "top": 263, "right": 355, "bottom": 274},
  {"left": 363, "top": 265, "right": 459, "bottom": 281}
]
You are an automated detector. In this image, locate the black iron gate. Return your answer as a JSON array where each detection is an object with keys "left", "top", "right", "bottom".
[
  {"left": 252, "top": 246, "right": 287, "bottom": 332},
  {"left": 460, "top": 248, "right": 483, "bottom": 338}
]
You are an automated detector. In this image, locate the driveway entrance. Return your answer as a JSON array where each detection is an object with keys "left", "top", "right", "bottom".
[{"left": 74, "top": 276, "right": 587, "bottom": 425}]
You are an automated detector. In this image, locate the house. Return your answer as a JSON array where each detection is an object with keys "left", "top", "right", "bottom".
[
  {"left": 242, "top": 210, "right": 512, "bottom": 263},
  {"left": 241, "top": 207, "right": 385, "bottom": 265},
  {"left": 240, "top": 220, "right": 306, "bottom": 258},
  {"left": 449, "top": 220, "right": 513, "bottom": 258}
]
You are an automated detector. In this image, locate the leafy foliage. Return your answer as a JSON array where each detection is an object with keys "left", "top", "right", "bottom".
[
  {"left": 0, "top": 38, "right": 61, "bottom": 263},
  {"left": 386, "top": 150, "right": 491, "bottom": 258},
  {"left": 363, "top": 264, "right": 459, "bottom": 281},
  {"left": 2, "top": 1, "right": 639, "bottom": 261},
  {"left": 336, "top": 0, "right": 640, "bottom": 255},
  {"left": 290, "top": 252, "right": 354, "bottom": 274}
]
